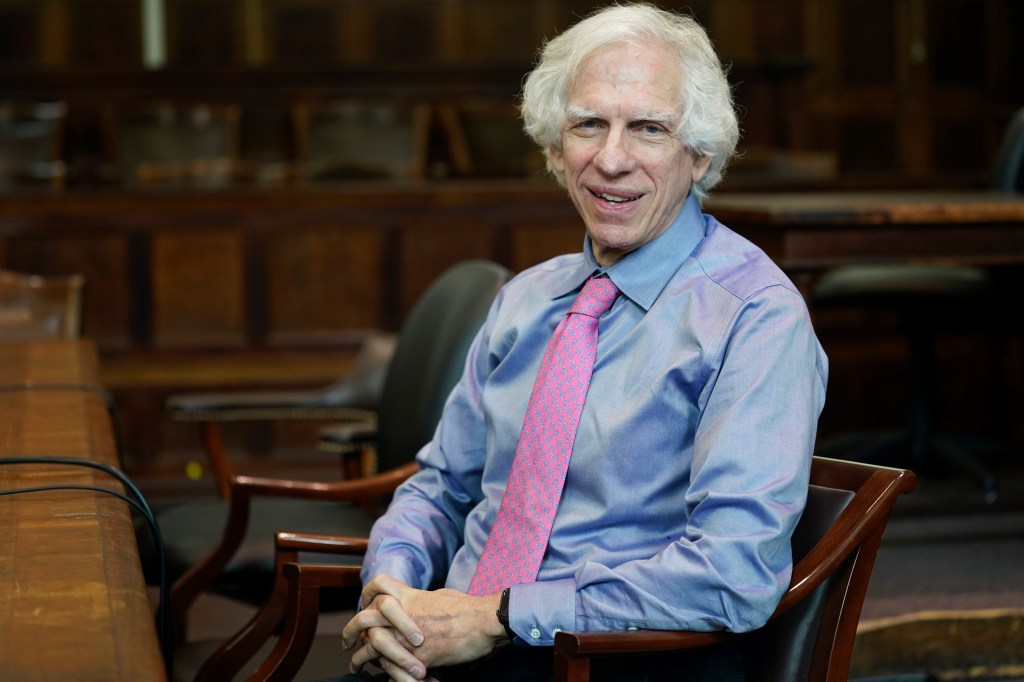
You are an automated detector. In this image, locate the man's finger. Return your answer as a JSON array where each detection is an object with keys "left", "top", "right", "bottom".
[
  {"left": 360, "top": 573, "right": 406, "bottom": 608},
  {"left": 357, "top": 626, "right": 427, "bottom": 681},
  {"left": 341, "top": 608, "right": 392, "bottom": 649},
  {"left": 375, "top": 593, "right": 425, "bottom": 647}
]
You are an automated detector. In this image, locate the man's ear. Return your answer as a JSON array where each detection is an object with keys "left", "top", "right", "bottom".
[
  {"left": 548, "top": 145, "right": 565, "bottom": 174},
  {"left": 692, "top": 153, "right": 712, "bottom": 183}
]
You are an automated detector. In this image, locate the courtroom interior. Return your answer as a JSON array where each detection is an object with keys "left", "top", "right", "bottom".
[{"left": 1, "top": 1, "right": 1022, "bottom": 681}]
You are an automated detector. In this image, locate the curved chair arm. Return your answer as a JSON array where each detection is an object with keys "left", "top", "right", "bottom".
[
  {"left": 195, "top": 533, "right": 369, "bottom": 682},
  {"left": 554, "top": 464, "right": 917, "bottom": 682},
  {"left": 252, "top": 562, "right": 363, "bottom": 682},
  {"left": 170, "top": 461, "right": 418, "bottom": 639}
]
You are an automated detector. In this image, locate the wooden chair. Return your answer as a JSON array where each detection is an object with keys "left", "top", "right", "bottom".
[
  {"left": 219, "top": 456, "right": 914, "bottom": 682},
  {"left": 103, "top": 101, "right": 241, "bottom": 189},
  {"left": 166, "top": 261, "right": 512, "bottom": 678},
  {"left": 290, "top": 98, "right": 431, "bottom": 182},
  {"left": 437, "top": 96, "right": 545, "bottom": 179},
  {"left": 0, "top": 268, "right": 85, "bottom": 341},
  {"left": 0, "top": 100, "right": 67, "bottom": 190}
]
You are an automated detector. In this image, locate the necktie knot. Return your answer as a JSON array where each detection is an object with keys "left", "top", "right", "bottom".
[{"left": 569, "top": 277, "right": 620, "bottom": 319}]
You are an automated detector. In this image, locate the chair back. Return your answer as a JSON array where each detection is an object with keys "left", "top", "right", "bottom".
[
  {"left": 992, "top": 107, "right": 1024, "bottom": 192},
  {"left": 740, "top": 457, "right": 916, "bottom": 682},
  {"left": 375, "top": 260, "right": 512, "bottom": 472},
  {"left": 291, "top": 99, "right": 431, "bottom": 182},
  {"left": 438, "top": 97, "right": 544, "bottom": 179},
  {"left": 0, "top": 101, "right": 67, "bottom": 190},
  {"left": 105, "top": 102, "right": 240, "bottom": 188},
  {"left": 0, "top": 269, "right": 85, "bottom": 340}
]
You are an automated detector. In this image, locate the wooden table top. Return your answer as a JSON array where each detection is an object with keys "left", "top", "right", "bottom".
[
  {"left": 704, "top": 190, "right": 1024, "bottom": 269},
  {"left": 0, "top": 339, "right": 166, "bottom": 681},
  {"left": 706, "top": 190, "right": 1024, "bottom": 226}
]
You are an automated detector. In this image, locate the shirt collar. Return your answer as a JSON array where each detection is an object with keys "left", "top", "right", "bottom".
[{"left": 557, "top": 194, "right": 706, "bottom": 311}]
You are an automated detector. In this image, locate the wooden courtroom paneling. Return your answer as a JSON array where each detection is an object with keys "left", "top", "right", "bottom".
[
  {"left": 262, "top": 225, "right": 387, "bottom": 346},
  {"left": 396, "top": 219, "right": 497, "bottom": 319},
  {"left": 151, "top": 229, "right": 248, "bottom": 348}
]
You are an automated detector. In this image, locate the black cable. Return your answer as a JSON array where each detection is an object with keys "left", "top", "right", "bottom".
[{"left": 0, "top": 457, "right": 171, "bottom": 680}]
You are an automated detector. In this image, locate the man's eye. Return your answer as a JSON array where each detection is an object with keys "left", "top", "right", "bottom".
[{"left": 640, "top": 123, "right": 664, "bottom": 135}]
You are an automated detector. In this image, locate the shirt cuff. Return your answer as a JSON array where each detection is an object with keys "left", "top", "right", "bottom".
[
  {"left": 510, "top": 577, "right": 576, "bottom": 646},
  {"left": 364, "top": 553, "right": 423, "bottom": 590}
]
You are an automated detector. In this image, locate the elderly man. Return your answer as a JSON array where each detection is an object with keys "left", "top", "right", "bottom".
[{"left": 336, "top": 3, "right": 828, "bottom": 681}]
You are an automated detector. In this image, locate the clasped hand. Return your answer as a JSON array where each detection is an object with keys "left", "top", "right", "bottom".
[{"left": 342, "top": 574, "right": 506, "bottom": 682}]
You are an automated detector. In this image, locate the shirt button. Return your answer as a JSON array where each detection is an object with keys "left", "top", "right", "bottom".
[
  {"left": 530, "top": 628, "right": 542, "bottom": 639},
  {"left": 627, "top": 626, "right": 638, "bottom": 631}
]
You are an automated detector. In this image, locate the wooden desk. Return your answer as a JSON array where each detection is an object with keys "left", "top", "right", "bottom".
[
  {"left": 0, "top": 339, "right": 166, "bottom": 681},
  {"left": 706, "top": 190, "right": 1024, "bottom": 270}
]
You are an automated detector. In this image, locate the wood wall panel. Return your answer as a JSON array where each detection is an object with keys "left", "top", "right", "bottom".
[
  {"left": 509, "top": 221, "right": 584, "bottom": 274},
  {"left": 263, "top": 226, "right": 386, "bottom": 345},
  {"left": 396, "top": 221, "right": 496, "bottom": 319},
  {"left": 151, "top": 230, "right": 247, "bottom": 348}
]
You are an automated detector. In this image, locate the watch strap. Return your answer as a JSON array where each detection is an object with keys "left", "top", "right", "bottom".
[{"left": 496, "top": 587, "right": 516, "bottom": 641}]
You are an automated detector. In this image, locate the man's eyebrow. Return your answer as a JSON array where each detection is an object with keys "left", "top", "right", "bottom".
[
  {"left": 564, "top": 105, "right": 679, "bottom": 126},
  {"left": 565, "top": 105, "right": 598, "bottom": 122},
  {"left": 633, "top": 111, "right": 678, "bottom": 126}
]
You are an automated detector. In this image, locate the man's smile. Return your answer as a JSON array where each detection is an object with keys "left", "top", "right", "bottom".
[{"left": 588, "top": 188, "right": 645, "bottom": 204}]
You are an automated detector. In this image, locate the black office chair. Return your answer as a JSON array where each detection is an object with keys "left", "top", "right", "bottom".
[
  {"left": 812, "top": 107, "right": 1024, "bottom": 502},
  {"left": 166, "top": 260, "right": 512, "bottom": 679}
]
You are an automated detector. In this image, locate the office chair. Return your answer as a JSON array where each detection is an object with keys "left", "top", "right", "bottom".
[
  {"left": 103, "top": 101, "right": 241, "bottom": 189},
  {"left": 291, "top": 98, "right": 431, "bottom": 182},
  {"left": 204, "top": 457, "right": 914, "bottom": 682},
  {"left": 166, "top": 260, "right": 512, "bottom": 679},
  {"left": 812, "top": 106, "right": 1024, "bottom": 502},
  {"left": 0, "top": 100, "right": 67, "bottom": 191},
  {"left": 0, "top": 268, "right": 85, "bottom": 341},
  {"left": 437, "top": 97, "right": 545, "bottom": 179}
]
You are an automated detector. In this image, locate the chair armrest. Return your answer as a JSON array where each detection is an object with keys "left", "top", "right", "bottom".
[
  {"left": 165, "top": 332, "right": 397, "bottom": 423},
  {"left": 316, "top": 420, "right": 379, "bottom": 453},
  {"left": 249, "top": 562, "right": 364, "bottom": 682},
  {"left": 233, "top": 460, "right": 418, "bottom": 501},
  {"left": 555, "top": 629, "right": 732, "bottom": 657},
  {"left": 275, "top": 532, "right": 370, "bottom": 555},
  {"left": 196, "top": 539, "right": 365, "bottom": 682},
  {"left": 171, "top": 461, "right": 417, "bottom": 629},
  {"left": 166, "top": 388, "right": 378, "bottom": 423}
]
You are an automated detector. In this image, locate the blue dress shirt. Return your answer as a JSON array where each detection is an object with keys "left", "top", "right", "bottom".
[{"left": 362, "top": 194, "right": 829, "bottom": 646}]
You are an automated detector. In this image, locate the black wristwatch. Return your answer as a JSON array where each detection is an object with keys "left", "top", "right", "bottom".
[{"left": 496, "top": 587, "right": 516, "bottom": 642}]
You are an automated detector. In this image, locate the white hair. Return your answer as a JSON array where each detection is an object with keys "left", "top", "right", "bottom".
[{"left": 520, "top": 2, "right": 739, "bottom": 202}]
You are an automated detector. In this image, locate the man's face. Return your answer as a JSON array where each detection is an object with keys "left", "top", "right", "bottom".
[{"left": 549, "top": 42, "right": 711, "bottom": 266}]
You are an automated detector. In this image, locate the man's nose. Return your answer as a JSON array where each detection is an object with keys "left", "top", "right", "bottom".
[{"left": 593, "top": 129, "right": 635, "bottom": 176}]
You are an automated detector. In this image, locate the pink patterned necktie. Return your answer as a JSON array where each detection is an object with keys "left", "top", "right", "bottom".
[{"left": 468, "top": 276, "right": 620, "bottom": 596}]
